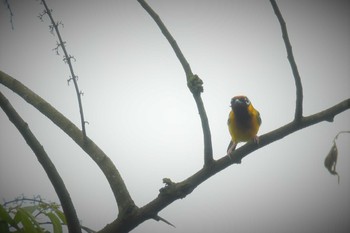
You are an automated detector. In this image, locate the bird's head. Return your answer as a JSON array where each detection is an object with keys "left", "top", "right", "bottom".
[{"left": 230, "top": 96, "right": 251, "bottom": 112}]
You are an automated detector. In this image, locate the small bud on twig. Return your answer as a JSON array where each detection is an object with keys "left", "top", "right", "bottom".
[{"left": 187, "top": 74, "right": 204, "bottom": 95}]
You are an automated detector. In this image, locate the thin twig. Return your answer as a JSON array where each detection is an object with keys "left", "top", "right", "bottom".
[
  {"left": 40, "top": 0, "right": 87, "bottom": 139},
  {"left": 270, "top": 0, "right": 303, "bottom": 121},
  {"left": 137, "top": 0, "right": 213, "bottom": 165},
  {"left": 3, "top": 196, "right": 44, "bottom": 206},
  {"left": 3, "top": 0, "right": 14, "bottom": 29},
  {"left": 334, "top": 130, "right": 350, "bottom": 141},
  {"left": 153, "top": 215, "right": 176, "bottom": 228},
  {"left": 0, "top": 91, "right": 82, "bottom": 233}
]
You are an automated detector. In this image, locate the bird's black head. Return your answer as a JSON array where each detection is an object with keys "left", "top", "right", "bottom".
[
  {"left": 230, "top": 96, "right": 251, "bottom": 109},
  {"left": 230, "top": 95, "right": 252, "bottom": 122}
]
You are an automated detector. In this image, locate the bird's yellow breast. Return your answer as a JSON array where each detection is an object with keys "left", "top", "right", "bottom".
[{"left": 228, "top": 104, "right": 260, "bottom": 143}]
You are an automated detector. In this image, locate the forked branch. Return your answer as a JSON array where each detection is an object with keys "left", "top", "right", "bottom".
[
  {"left": 1, "top": 0, "right": 348, "bottom": 232},
  {"left": 100, "top": 98, "right": 350, "bottom": 233},
  {"left": 0, "top": 70, "right": 136, "bottom": 218}
]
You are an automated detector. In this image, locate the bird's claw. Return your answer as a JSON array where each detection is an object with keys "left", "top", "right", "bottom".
[
  {"left": 226, "top": 142, "right": 237, "bottom": 158},
  {"left": 254, "top": 135, "right": 260, "bottom": 145}
]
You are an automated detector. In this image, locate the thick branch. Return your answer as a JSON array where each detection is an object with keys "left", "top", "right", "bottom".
[
  {"left": 0, "top": 92, "right": 82, "bottom": 233},
  {"left": 101, "top": 98, "right": 350, "bottom": 232},
  {"left": 137, "top": 0, "right": 213, "bottom": 165},
  {"left": 0, "top": 70, "right": 136, "bottom": 217},
  {"left": 270, "top": 0, "right": 303, "bottom": 120},
  {"left": 40, "top": 0, "right": 87, "bottom": 138}
]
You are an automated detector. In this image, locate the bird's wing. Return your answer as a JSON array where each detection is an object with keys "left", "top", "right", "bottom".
[{"left": 257, "top": 110, "right": 262, "bottom": 126}]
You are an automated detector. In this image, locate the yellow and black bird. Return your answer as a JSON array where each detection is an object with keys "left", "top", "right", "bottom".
[{"left": 227, "top": 95, "right": 261, "bottom": 155}]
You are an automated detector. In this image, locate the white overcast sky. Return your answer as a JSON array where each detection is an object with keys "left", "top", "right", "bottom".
[{"left": 1, "top": 0, "right": 350, "bottom": 233}]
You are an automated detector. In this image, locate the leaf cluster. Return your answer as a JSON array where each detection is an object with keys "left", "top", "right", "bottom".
[{"left": 0, "top": 196, "right": 66, "bottom": 233}]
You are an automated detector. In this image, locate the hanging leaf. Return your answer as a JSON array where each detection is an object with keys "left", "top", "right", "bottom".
[
  {"left": 15, "top": 208, "right": 38, "bottom": 233},
  {"left": 52, "top": 207, "right": 67, "bottom": 225},
  {"left": 0, "top": 204, "right": 18, "bottom": 230},
  {"left": 0, "top": 221, "right": 10, "bottom": 233},
  {"left": 15, "top": 207, "right": 46, "bottom": 233},
  {"left": 324, "top": 142, "right": 340, "bottom": 183},
  {"left": 46, "top": 212, "right": 62, "bottom": 233}
]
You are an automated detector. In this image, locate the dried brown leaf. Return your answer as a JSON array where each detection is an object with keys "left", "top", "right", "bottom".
[{"left": 324, "top": 142, "right": 340, "bottom": 183}]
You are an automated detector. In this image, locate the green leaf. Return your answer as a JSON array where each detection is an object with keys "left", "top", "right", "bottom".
[
  {"left": 52, "top": 208, "right": 66, "bottom": 225},
  {"left": 0, "top": 204, "right": 18, "bottom": 229},
  {"left": 13, "top": 210, "right": 21, "bottom": 224},
  {"left": 0, "top": 220, "right": 10, "bottom": 233},
  {"left": 0, "top": 205, "right": 9, "bottom": 221},
  {"left": 17, "top": 208, "right": 45, "bottom": 233},
  {"left": 46, "top": 212, "right": 62, "bottom": 233},
  {"left": 16, "top": 208, "right": 38, "bottom": 233}
]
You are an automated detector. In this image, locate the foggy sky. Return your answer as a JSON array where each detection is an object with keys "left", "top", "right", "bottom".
[{"left": 1, "top": 1, "right": 349, "bottom": 233}]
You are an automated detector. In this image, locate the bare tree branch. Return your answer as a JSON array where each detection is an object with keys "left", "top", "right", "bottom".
[
  {"left": 1, "top": 1, "right": 348, "bottom": 232},
  {"left": 0, "top": 70, "right": 136, "bottom": 218},
  {"left": 137, "top": 0, "right": 213, "bottom": 165},
  {"left": 39, "top": 0, "right": 87, "bottom": 139},
  {"left": 0, "top": 91, "right": 82, "bottom": 233},
  {"left": 99, "top": 97, "right": 350, "bottom": 233},
  {"left": 99, "top": 1, "right": 350, "bottom": 231},
  {"left": 270, "top": 0, "right": 304, "bottom": 121},
  {"left": 136, "top": 0, "right": 191, "bottom": 78}
]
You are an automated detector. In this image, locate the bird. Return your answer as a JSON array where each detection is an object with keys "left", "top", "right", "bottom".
[{"left": 227, "top": 95, "right": 261, "bottom": 156}]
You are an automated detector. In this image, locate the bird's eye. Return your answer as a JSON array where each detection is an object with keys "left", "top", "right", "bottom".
[{"left": 245, "top": 97, "right": 250, "bottom": 105}]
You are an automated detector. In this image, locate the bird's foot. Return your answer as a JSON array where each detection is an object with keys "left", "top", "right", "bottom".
[
  {"left": 253, "top": 135, "right": 260, "bottom": 145},
  {"left": 227, "top": 142, "right": 237, "bottom": 158}
]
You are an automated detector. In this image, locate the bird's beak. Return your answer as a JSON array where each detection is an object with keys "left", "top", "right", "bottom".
[{"left": 232, "top": 98, "right": 243, "bottom": 107}]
